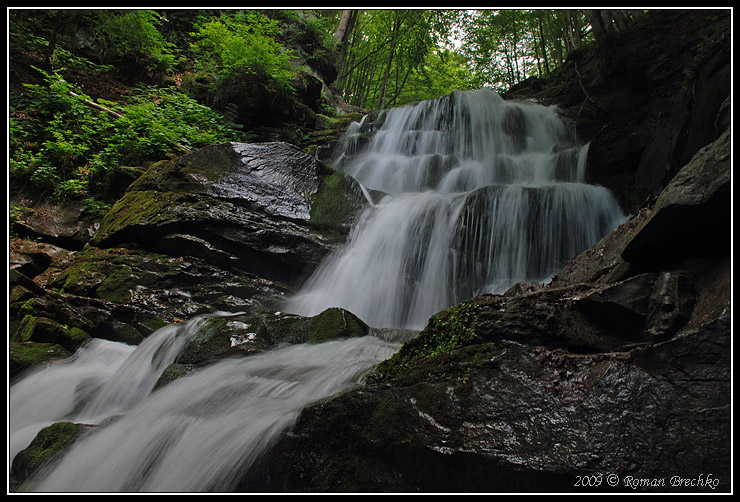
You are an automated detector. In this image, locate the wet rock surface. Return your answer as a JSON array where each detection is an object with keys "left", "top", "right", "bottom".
[{"left": 242, "top": 315, "right": 729, "bottom": 493}]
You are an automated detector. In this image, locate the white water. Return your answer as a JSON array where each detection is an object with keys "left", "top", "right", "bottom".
[
  {"left": 10, "top": 89, "right": 626, "bottom": 492},
  {"left": 10, "top": 316, "right": 401, "bottom": 492},
  {"left": 286, "top": 89, "right": 625, "bottom": 329}
]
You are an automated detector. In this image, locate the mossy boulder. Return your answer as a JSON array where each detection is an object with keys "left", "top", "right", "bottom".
[
  {"left": 13, "top": 315, "right": 90, "bottom": 352},
  {"left": 10, "top": 421, "right": 93, "bottom": 491},
  {"left": 9, "top": 342, "right": 71, "bottom": 380},
  {"left": 153, "top": 308, "right": 370, "bottom": 391},
  {"left": 90, "top": 142, "right": 366, "bottom": 285},
  {"left": 38, "top": 246, "right": 291, "bottom": 344}
]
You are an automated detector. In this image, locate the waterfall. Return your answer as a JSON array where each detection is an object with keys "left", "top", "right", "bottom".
[
  {"left": 10, "top": 89, "right": 626, "bottom": 492},
  {"left": 286, "top": 89, "right": 625, "bottom": 329},
  {"left": 10, "top": 316, "right": 401, "bottom": 492}
]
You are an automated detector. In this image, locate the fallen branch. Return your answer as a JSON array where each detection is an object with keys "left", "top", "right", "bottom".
[{"left": 68, "top": 91, "right": 123, "bottom": 119}]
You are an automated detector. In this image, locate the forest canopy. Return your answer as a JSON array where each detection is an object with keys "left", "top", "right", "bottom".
[{"left": 9, "top": 8, "right": 643, "bottom": 206}]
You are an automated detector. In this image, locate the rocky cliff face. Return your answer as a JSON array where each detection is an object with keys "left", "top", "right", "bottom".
[{"left": 506, "top": 9, "right": 730, "bottom": 214}]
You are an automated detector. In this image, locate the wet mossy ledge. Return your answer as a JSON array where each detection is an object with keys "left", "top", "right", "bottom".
[
  {"left": 153, "top": 307, "right": 370, "bottom": 390},
  {"left": 10, "top": 422, "right": 93, "bottom": 492},
  {"left": 90, "top": 142, "right": 367, "bottom": 282}
]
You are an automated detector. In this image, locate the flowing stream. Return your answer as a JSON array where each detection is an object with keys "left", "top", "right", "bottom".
[{"left": 10, "top": 89, "right": 625, "bottom": 492}]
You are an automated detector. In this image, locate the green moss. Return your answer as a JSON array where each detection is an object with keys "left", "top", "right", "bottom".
[
  {"left": 176, "top": 318, "right": 233, "bottom": 365},
  {"left": 9, "top": 341, "right": 71, "bottom": 377},
  {"left": 309, "top": 169, "right": 364, "bottom": 234},
  {"left": 153, "top": 363, "right": 198, "bottom": 391},
  {"left": 50, "top": 246, "right": 182, "bottom": 303},
  {"left": 14, "top": 315, "right": 90, "bottom": 351},
  {"left": 370, "top": 301, "right": 482, "bottom": 383},
  {"left": 10, "top": 422, "right": 87, "bottom": 491},
  {"left": 129, "top": 143, "right": 241, "bottom": 192},
  {"left": 308, "top": 307, "right": 368, "bottom": 343},
  {"left": 91, "top": 190, "right": 188, "bottom": 245},
  {"left": 10, "top": 285, "right": 35, "bottom": 305},
  {"left": 18, "top": 297, "right": 42, "bottom": 318},
  {"left": 95, "top": 266, "right": 137, "bottom": 304}
]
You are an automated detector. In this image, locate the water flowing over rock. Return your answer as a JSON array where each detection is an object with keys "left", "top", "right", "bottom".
[
  {"left": 286, "top": 89, "right": 625, "bottom": 329},
  {"left": 10, "top": 141, "right": 369, "bottom": 363},
  {"left": 241, "top": 119, "right": 731, "bottom": 494},
  {"left": 10, "top": 315, "right": 401, "bottom": 492}
]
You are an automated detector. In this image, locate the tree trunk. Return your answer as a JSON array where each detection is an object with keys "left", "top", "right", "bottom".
[
  {"left": 335, "top": 10, "right": 359, "bottom": 90},
  {"left": 538, "top": 11, "right": 550, "bottom": 74},
  {"left": 375, "top": 14, "right": 402, "bottom": 110},
  {"left": 585, "top": 10, "right": 609, "bottom": 43}
]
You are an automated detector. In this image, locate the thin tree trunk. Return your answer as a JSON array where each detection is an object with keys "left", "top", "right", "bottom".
[
  {"left": 335, "top": 10, "right": 359, "bottom": 88},
  {"left": 538, "top": 11, "right": 550, "bottom": 74},
  {"left": 375, "top": 13, "right": 402, "bottom": 110}
]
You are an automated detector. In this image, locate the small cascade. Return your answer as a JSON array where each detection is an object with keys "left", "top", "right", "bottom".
[
  {"left": 286, "top": 89, "right": 625, "bottom": 329},
  {"left": 10, "top": 316, "right": 401, "bottom": 492}
]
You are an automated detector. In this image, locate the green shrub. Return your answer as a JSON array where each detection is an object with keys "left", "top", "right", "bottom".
[
  {"left": 10, "top": 67, "right": 248, "bottom": 202},
  {"left": 189, "top": 11, "right": 295, "bottom": 97}
]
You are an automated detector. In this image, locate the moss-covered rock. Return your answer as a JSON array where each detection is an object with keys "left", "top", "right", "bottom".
[
  {"left": 309, "top": 167, "right": 366, "bottom": 241},
  {"left": 9, "top": 342, "right": 71, "bottom": 380},
  {"left": 176, "top": 317, "right": 235, "bottom": 365},
  {"left": 13, "top": 315, "right": 90, "bottom": 352},
  {"left": 89, "top": 142, "right": 367, "bottom": 286},
  {"left": 10, "top": 421, "right": 92, "bottom": 491},
  {"left": 306, "top": 307, "right": 369, "bottom": 343},
  {"left": 369, "top": 301, "right": 481, "bottom": 383},
  {"left": 252, "top": 307, "right": 370, "bottom": 348},
  {"left": 152, "top": 308, "right": 370, "bottom": 391},
  {"left": 152, "top": 363, "right": 199, "bottom": 391}
]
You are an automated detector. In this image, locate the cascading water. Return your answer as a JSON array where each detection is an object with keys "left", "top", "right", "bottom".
[
  {"left": 10, "top": 315, "right": 402, "bottom": 492},
  {"left": 286, "top": 89, "right": 625, "bottom": 329},
  {"left": 10, "top": 89, "right": 626, "bottom": 493}
]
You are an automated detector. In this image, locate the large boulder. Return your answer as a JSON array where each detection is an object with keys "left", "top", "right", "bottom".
[
  {"left": 240, "top": 289, "right": 730, "bottom": 493},
  {"left": 621, "top": 129, "right": 731, "bottom": 269},
  {"left": 92, "top": 142, "right": 366, "bottom": 283}
]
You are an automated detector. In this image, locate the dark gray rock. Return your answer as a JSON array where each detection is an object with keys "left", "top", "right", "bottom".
[
  {"left": 622, "top": 129, "right": 730, "bottom": 269},
  {"left": 91, "top": 142, "right": 366, "bottom": 284},
  {"left": 9, "top": 199, "right": 98, "bottom": 251},
  {"left": 241, "top": 297, "right": 730, "bottom": 493}
]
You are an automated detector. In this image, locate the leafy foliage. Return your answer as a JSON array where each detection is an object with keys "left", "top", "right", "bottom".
[
  {"left": 10, "top": 67, "right": 249, "bottom": 201},
  {"left": 9, "top": 8, "right": 647, "bottom": 206},
  {"left": 189, "top": 11, "right": 295, "bottom": 94}
]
